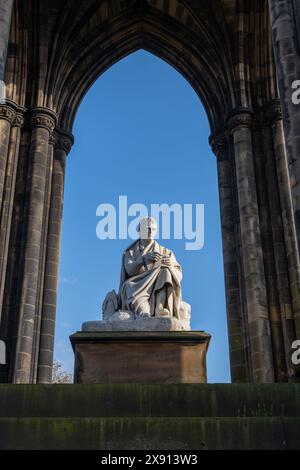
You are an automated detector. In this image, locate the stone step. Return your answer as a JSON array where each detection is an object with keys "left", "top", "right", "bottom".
[
  {"left": 0, "top": 416, "right": 299, "bottom": 450},
  {"left": 0, "top": 384, "right": 299, "bottom": 418}
]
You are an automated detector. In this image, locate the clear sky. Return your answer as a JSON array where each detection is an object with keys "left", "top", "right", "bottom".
[{"left": 54, "top": 50, "right": 231, "bottom": 383}]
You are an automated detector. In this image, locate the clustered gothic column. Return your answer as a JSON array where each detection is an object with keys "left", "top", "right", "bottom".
[
  {"left": 0, "top": 102, "right": 25, "bottom": 315},
  {"left": 227, "top": 109, "right": 275, "bottom": 382},
  {"left": 209, "top": 132, "right": 249, "bottom": 382},
  {"left": 37, "top": 129, "right": 73, "bottom": 384},
  {"left": 0, "top": 103, "right": 74, "bottom": 383},
  {"left": 252, "top": 106, "right": 295, "bottom": 382},
  {"left": 269, "top": 0, "right": 300, "bottom": 251},
  {"left": 211, "top": 101, "right": 300, "bottom": 383},
  {"left": 0, "top": 101, "right": 26, "bottom": 343},
  {"left": 13, "top": 108, "right": 57, "bottom": 383},
  {"left": 267, "top": 101, "right": 300, "bottom": 344}
]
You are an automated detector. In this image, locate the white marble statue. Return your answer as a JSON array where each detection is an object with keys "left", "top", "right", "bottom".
[{"left": 83, "top": 217, "right": 191, "bottom": 332}]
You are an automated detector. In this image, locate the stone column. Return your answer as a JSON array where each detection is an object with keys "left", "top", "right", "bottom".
[
  {"left": 0, "top": 104, "right": 25, "bottom": 316},
  {"left": 252, "top": 117, "right": 287, "bottom": 382},
  {"left": 0, "top": 126, "right": 31, "bottom": 383},
  {"left": 269, "top": 101, "right": 300, "bottom": 344},
  {"left": 210, "top": 131, "right": 249, "bottom": 382},
  {"left": 37, "top": 129, "right": 73, "bottom": 384},
  {"left": 269, "top": 0, "right": 300, "bottom": 250},
  {"left": 262, "top": 101, "right": 298, "bottom": 381},
  {"left": 0, "top": 103, "right": 15, "bottom": 214},
  {"left": 13, "top": 107, "right": 57, "bottom": 384},
  {"left": 228, "top": 109, "right": 274, "bottom": 383},
  {"left": 29, "top": 133, "right": 54, "bottom": 383},
  {"left": 0, "top": 0, "right": 14, "bottom": 85},
  {"left": 0, "top": 105, "right": 25, "bottom": 383}
]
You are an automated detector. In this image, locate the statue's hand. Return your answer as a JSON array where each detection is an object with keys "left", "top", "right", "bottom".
[
  {"left": 161, "top": 256, "right": 172, "bottom": 267},
  {"left": 144, "top": 252, "right": 161, "bottom": 263}
]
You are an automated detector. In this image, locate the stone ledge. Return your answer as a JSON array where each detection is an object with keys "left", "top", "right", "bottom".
[
  {"left": 71, "top": 330, "right": 211, "bottom": 343},
  {"left": 0, "top": 383, "right": 299, "bottom": 417},
  {"left": 0, "top": 416, "right": 299, "bottom": 450},
  {"left": 0, "top": 384, "right": 299, "bottom": 449}
]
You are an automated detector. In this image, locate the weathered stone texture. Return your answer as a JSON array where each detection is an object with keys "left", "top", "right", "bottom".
[
  {"left": 0, "top": 0, "right": 299, "bottom": 384},
  {"left": 71, "top": 331, "right": 210, "bottom": 384},
  {"left": 269, "top": 0, "right": 300, "bottom": 249},
  {"left": 0, "top": 383, "right": 299, "bottom": 450}
]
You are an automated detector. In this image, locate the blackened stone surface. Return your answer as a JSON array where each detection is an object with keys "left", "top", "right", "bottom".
[{"left": 0, "top": 383, "right": 299, "bottom": 449}]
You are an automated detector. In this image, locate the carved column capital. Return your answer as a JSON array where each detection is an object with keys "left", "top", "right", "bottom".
[
  {"left": 52, "top": 128, "right": 74, "bottom": 155},
  {"left": 0, "top": 100, "right": 27, "bottom": 128},
  {"left": 30, "top": 107, "right": 57, "bottom": 132},
  {"left": 13, "top": 113, "right": 25, "bottom": 128},
  {"left": 227, "top": 108, "right": 254, "bottom": 133},
  {"left": 209, "top": 131, "right": 229, "bottom": 160},
  {"left": 0, "top": 104, "right": 16, "bottom": 124},
  {"left": 12, "top": 105, "right": 26, "bottom": 128}
]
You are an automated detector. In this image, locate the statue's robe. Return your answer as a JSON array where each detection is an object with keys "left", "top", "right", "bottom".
[{"left": 118, "top": 239, "right": 183, "bottom": 318}]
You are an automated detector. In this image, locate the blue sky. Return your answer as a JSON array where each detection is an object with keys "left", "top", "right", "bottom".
[{"left": 54, "top": 50, "right": 230, "bottom": 383}]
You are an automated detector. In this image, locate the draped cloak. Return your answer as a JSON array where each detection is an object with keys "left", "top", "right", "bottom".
[{"left": 118, "top": 239, "right": 183, "bottom": 319}]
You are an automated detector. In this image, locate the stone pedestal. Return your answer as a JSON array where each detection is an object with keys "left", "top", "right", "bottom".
[{"left": 70, "top": 331, "right": 210, "bottom": 384}]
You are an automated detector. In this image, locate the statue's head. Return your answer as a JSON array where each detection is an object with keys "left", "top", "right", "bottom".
[{"left": 138, "top": 217, "right": 157, "bottom": 240}]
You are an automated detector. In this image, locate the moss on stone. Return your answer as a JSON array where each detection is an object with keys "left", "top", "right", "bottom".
[{"left": 0, "top": 384, "right": 299, "bottom": 449}]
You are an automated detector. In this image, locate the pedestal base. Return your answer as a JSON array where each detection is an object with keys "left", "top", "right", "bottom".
[{"left": 70, "top": 331, "right": 210, "bottom": 384}]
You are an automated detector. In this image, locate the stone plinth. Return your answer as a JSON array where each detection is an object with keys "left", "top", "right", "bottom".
[{"left": 70, "top": 331, "right": 210, "bottom": 384}]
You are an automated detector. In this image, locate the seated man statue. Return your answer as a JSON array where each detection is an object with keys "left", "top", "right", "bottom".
[{"left": 102, "top": 217, "right": 190, "bottom": 328}]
